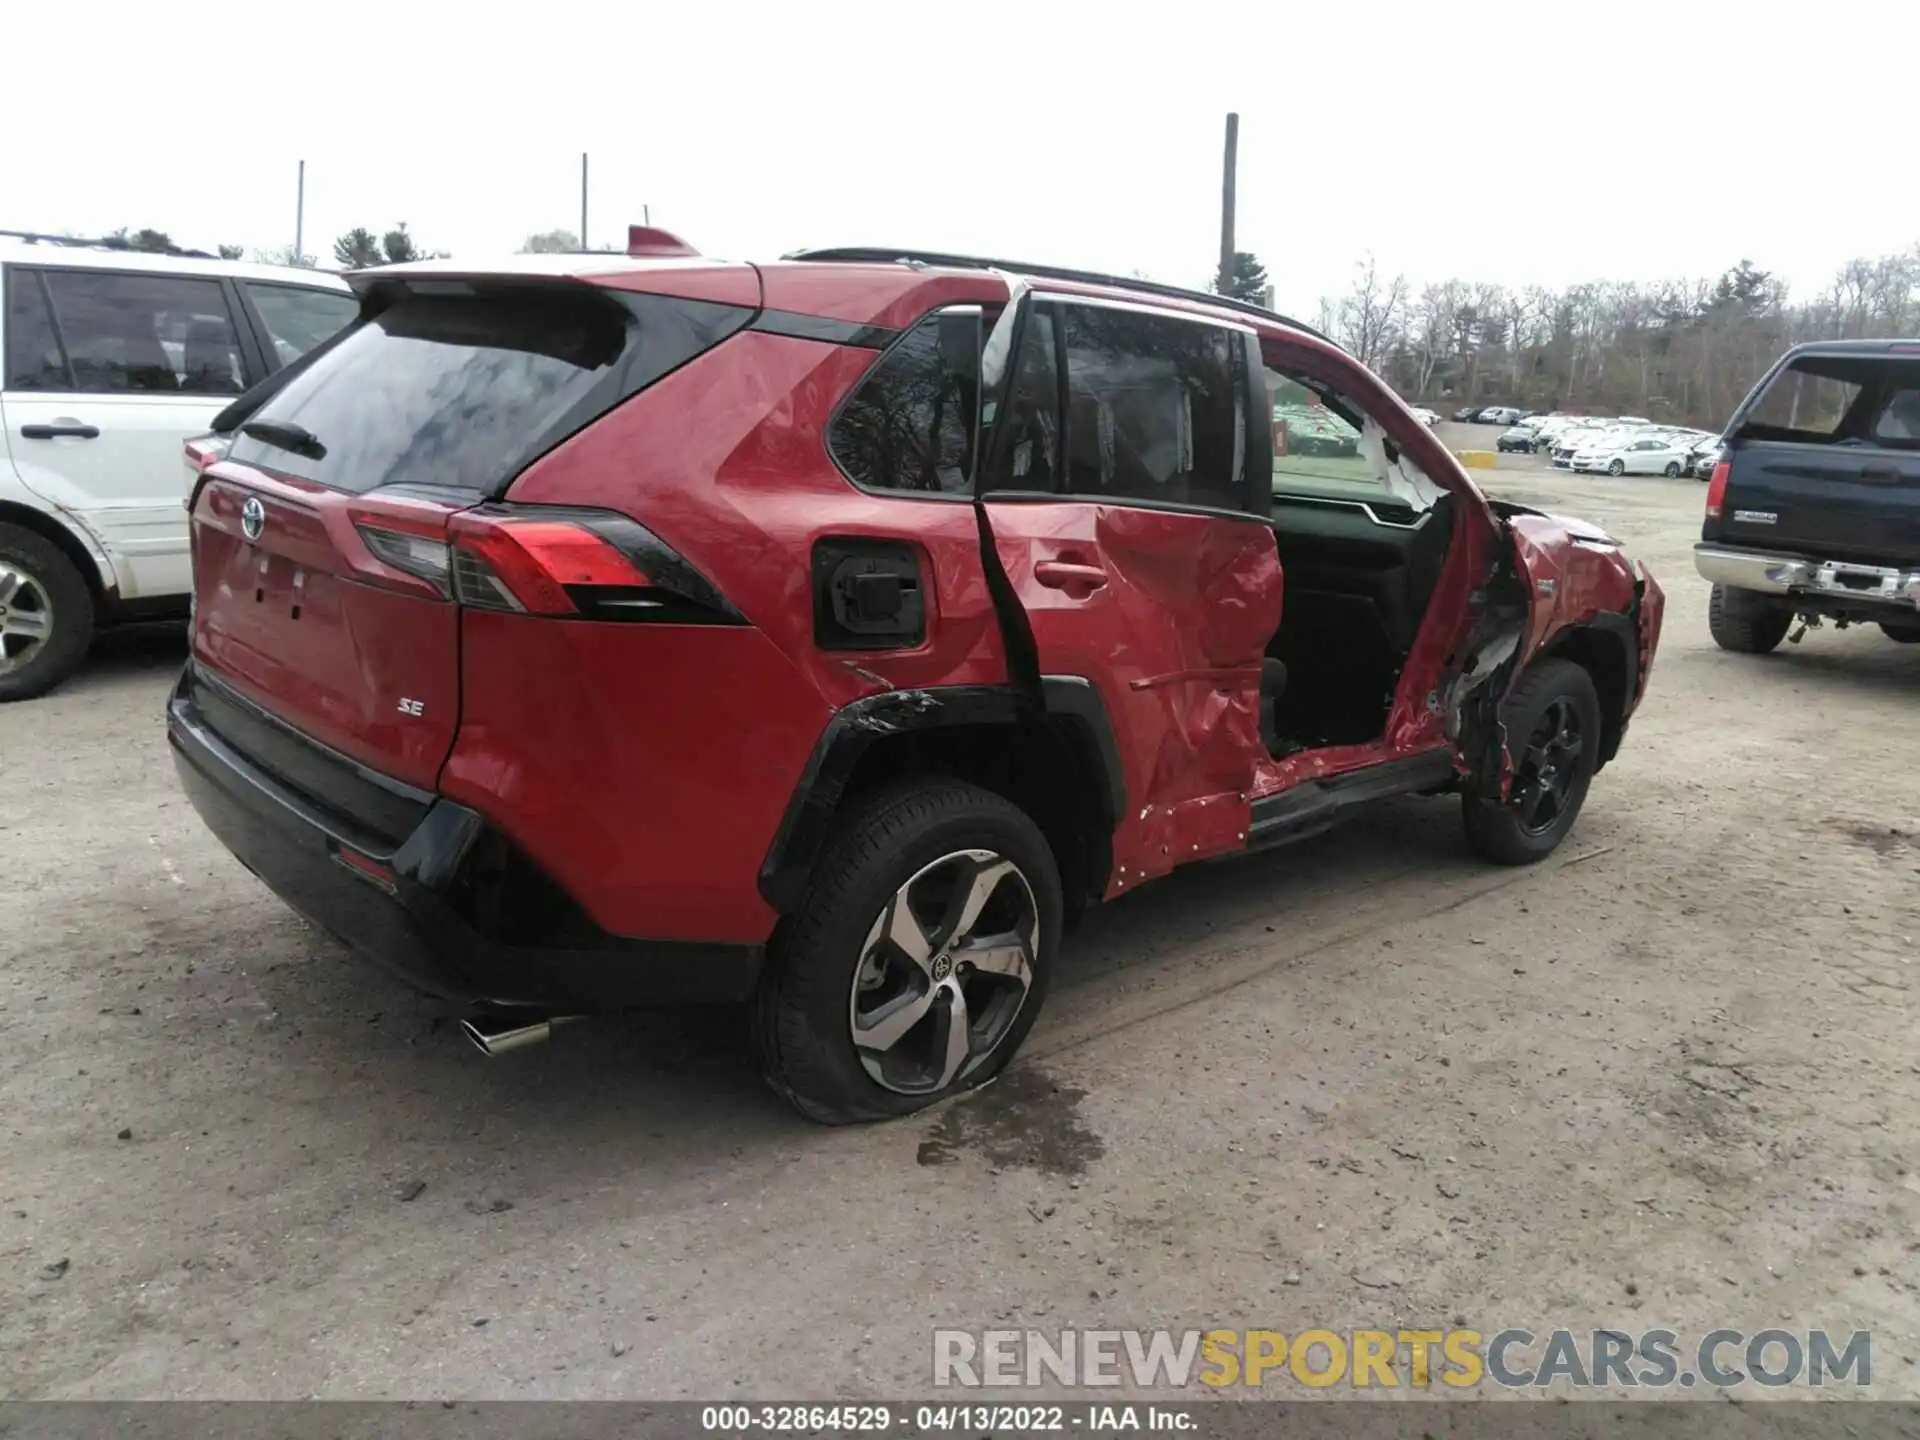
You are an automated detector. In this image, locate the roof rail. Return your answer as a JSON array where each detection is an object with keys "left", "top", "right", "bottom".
[
  {"left": 0, "top": 228, "right": 217, "bottom": 260},
  {"left": 782, "top": 246, "right": 1340, "bottom": 350}
]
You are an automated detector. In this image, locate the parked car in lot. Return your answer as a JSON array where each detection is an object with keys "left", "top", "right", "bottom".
[
  {"left": 0, "top": 234, "right": 357, "bottom": 699},
  {"left": 1496, "top": 424, "right": 1536, "bottom": 453},
  {"left": 1452, "top": 405, "right": 1481, "bottom": 421},
  {"left": 1408, "top": 406, "right": 1440, "bottom": 427},
  {"left": 1684, "top": 438, "right": 1722, "bottom": 478},
  {"left": 1542, "top": 419, "right": 1609, "bottom": 453},
  {"left": 1477, "top": 406, "right": 1526, "bottom": 425},
  {"left": 1551, "top": 424, "right": 1623, "bottom": 466},
  {"left": 167, "top": 236, "right": 1665, "bottom": 1122},
  {"left": 1275, "top": 401, "right": 1361, "bottom": 457},
  {"left": 1572, "top": 433, "right": 1694, "bottom": 476},
  {"left": 1698, "top": 339, "right": 1920, "bottom": 653}
]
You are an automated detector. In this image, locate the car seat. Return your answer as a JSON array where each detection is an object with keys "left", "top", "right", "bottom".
[{"left": 182, "top": 321, "right": 240, "bottom": 394}]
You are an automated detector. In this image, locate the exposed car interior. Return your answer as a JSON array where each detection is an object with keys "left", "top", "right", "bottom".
[{"left": 1259, "top": 367, "right": 1455, "bottom": 753}]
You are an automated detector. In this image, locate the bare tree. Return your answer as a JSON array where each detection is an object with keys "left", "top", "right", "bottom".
[
  {"left": 1408, "top": 282, "right": 1460, "bottom": 397},
  {"left": 521, "top": 229, "right": 582, "bottom": 254},
  {"left": 1311, "top": 241, "right": 1920, "bottom": 426},
  {"left": 1333, "top": 255, "right": 1409, "bottom": 369}
]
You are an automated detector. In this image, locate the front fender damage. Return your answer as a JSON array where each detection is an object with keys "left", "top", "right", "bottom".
[{"left": 1445, "top": 542, "right": 1531, "bottom": 804}]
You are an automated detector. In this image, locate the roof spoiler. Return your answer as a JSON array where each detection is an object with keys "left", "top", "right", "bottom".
[{"left": 627, "top": 226, "right": 699, "bottom": 258}]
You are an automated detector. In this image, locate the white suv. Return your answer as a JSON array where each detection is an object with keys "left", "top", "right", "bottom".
[{"left": 0, "top": 235, "right": 357, "bottom": 699}]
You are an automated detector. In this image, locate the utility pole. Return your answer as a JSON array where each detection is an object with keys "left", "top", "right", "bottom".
[
  {"left": 295, "top": 159, "right": 306, "bottom": 264},
  {"left": 1217, "top": 113, "right": 1238, "bottom": 297},
  {"left": 580, "top": 153, "right": 589, "bottom": 250}
]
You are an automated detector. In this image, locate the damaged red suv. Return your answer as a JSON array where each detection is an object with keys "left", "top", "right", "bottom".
[{"left": 170, "top": 235, "right": 1664, "bottom": 1122}]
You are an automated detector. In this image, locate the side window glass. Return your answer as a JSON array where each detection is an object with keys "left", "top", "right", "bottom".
[
  {"left": 41, "top": 270, "right": 249, "bottom": 396},
  {"left": 1872, "top": 387, "right": 1920, "bottom": 443},
  {"left": 1267, "top": 365, "right": 1444, "bottom": 517},
  {"left": 246, "top": 282, "right": 360, "bottom": 367},
  {"left": 980, "top": 306, "right": 1061, "bottom": 493},
  {"left": 1058, "top": 305, "right": 1247, "bottom": 511},
  {"left": 4, "top": 270, "right": 70, "bottom": 391},
  {"left": 828, "top": 309, "right": 981, "bottom": 494}
]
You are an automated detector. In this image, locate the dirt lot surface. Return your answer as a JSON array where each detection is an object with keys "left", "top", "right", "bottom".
[{"left": 4, "top": 430, "right": 1918, "bottom": 1401}]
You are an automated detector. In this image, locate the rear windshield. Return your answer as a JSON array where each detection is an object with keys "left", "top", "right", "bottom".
[
  {"left": 228, "top": 285, "right": 747, "bottom": 494},
  {"left": 1735, "top": 352, "right": 1920, "bottom": 447}
]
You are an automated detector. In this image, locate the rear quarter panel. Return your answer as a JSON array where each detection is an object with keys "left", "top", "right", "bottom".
[
  {"left": 475, "top": 273, "right": 1017, "bottom": 941},
  {"left": 440, "top": 615, "right": 831, "bottom": 945}
]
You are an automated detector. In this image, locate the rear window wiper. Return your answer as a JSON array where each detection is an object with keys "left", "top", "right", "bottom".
[{"left": 239, "top": 418, "right": 327, "bottom": 460}]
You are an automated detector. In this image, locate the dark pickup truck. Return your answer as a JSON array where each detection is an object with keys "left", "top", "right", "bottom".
[{"left": 1696, "top": 339, "right": 1920, "bottom": 652}]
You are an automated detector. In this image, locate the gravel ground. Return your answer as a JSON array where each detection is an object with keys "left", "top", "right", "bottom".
[{"left": 3, "top": 436, "right": 1917, "bottom": 1401}]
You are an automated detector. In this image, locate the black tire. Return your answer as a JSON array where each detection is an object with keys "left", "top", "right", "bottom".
[
  {"left": 0, "top": 523, "right": 94, "bottom": 702},
  {"left": 1606, "top": 458, "right": 1625, "bottom": 477},
  {"left": 1462, "top": 658, "right": 1602, "bottom": 865},
  {"left": 1880, "top": 621, "right": 1920, "bottom": 643},
  {"left": 750, "top": 779, "right": 1062, "bottom": 1124},
  {"left": 1707, "top": 584, "right": 1792, "bottom": 655},
  {"left": 1663, "top": 461, "right": 1682, "bottom": 477}
]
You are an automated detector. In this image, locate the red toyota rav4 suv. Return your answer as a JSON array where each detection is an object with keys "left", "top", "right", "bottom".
[{"left": 169, "top": 236, "right": 1664, "bottom": 1122}]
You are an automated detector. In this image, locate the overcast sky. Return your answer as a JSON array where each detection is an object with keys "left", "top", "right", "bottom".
[{"left": 9, "top": 0, "right": 1916, "bottom": 313}]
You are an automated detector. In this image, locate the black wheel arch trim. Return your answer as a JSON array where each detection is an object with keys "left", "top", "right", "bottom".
[
  {"left": 1037, "top": 675, "right": 1126, "bottom": 830},
  {"left": 1542, "top": 610, "right": 1638, "bottom": 770},
  {"left": 756, "top": 678, "right": 1126, "bottom": 915}
]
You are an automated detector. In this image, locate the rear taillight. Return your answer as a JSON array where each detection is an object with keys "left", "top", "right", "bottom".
[
  {"left": 350, "top": 505, "right": 456, "bottom": 597},
  {"left": 184, "top": 434, "right": 230, "bottom": 473},
  {"left": 450, "top": 517, "right": 644, "bottom": 613},
  {"left": 183, "top": 434, "right": 231, "bottom": 508},
  {"left": 355, "top": 524, "right": 454, "bottom": 594},
  {"left": 447, "top": 509, "right": 744, "bottom": 624},
  {"left": 1705, "top": 459, "right": 1731, "bottom": 519}
]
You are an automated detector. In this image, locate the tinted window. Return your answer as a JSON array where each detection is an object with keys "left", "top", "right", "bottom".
[
  {"left": 246, "top": 282, "right": 360, "bottom": 367},
  {"left": 1058, "top": 305, "right": 1247, "bottom": 510},
  {"left": 981, "top": 307, "right": 1061, "bottom": 493},
  {"left": 1744, "top": 359, "right": 1865, "bottom": 438},
  {"left": 829, "top": 309, "right": 981, "bottom": 494},
  {"left": 4, "top": 270, "right": 68, "bottom": 390},
  {"left": 1871, "top": 387, "right": 1920, "bottom": 442},
  {"left": 41, "top": 269, "right": 248, "bottom": 395},
  {"left": 227, "top": 288, "right": 745, "bottom": 495}
]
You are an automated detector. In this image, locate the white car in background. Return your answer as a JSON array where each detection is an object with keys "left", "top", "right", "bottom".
[
  {"left": 1408, "top": 405, "right": 1440, "bottom": 427},
  {"left": 0, "top": 234, "right": 357, "bottom": 699},
  {"left": 1547, "top": 420, "right": 1625, "bottom": 463},
  {"left": 1572, "top": 432, "right": 1695, "bottom": 476}
]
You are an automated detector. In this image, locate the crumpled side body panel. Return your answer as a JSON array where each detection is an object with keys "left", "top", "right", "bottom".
[{"left": 986, "top": 501, "right": 1282, "bottom": 893}]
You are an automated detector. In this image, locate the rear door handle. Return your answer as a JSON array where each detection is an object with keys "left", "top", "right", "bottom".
[
  {"left": 1034, "top": 560, "right": 1107, "bottom": 590},
  {"left": 1859, "top": 465, "right": 1901, "bottom": 484},
  {"left": 20, "top": 423, "right": 100, "bottom": 440}
]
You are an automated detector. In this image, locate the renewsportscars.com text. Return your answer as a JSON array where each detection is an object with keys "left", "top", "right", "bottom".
[{"left": 932, "top": 1327, "right": 1872, "bottom": 1390}]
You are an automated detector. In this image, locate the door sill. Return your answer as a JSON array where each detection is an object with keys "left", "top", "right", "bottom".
[{"left": 1246, "top": 748, "right": 1456, "bottom": 851}]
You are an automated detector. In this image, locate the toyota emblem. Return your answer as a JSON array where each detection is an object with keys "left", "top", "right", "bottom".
[{"left": 240, "top": 496, "right": 266, "bottom": 543}]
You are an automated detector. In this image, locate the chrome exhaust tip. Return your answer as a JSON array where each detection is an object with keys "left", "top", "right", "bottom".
[{"left": 459, "top": 1013, "right": 575, "bottom": 1057}]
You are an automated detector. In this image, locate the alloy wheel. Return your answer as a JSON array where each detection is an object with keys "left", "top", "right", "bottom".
[
  {"left": 1511, "top": 698, "right": 1584, "bottom": 835},
  {"left": 847, "top": 849, "right": 1039, "bottom": 1096},
  {"left": 0, "top": 563, "right": 54, "bottom": 676}
]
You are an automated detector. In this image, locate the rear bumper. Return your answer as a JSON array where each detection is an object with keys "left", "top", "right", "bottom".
[
  {"left": 168, "top": 669, "right": 761, "bottom": 1010},
  {"left": 1694, "top": 543, "right": 1920, "bottom": 611}
]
